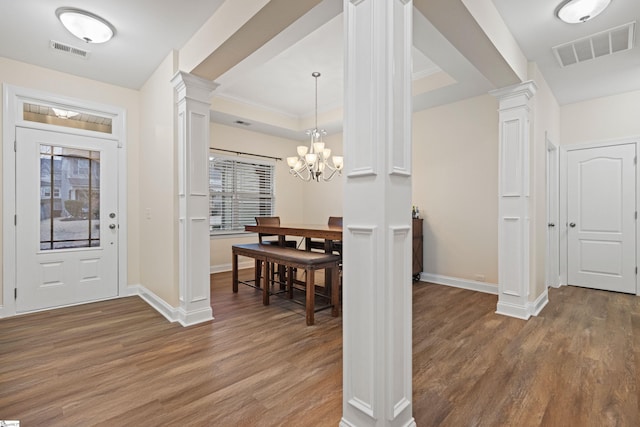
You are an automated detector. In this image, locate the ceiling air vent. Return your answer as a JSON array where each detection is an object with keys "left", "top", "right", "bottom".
[
  {"left": 50, "top": 40, "right": 91, "bottom": 59},
  {"left": 552, "top": 22, "right": 635, "bottom": 67}
]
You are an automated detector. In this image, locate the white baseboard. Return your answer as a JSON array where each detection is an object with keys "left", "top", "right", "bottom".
[
  {"left": 496, "top": 288, "right": 549, "bottom": 320},
  {"left": 419, "top": 272, "right": 498, "bottom": 295},
  {"left": 129, "top": 284, "right": 181, "bottom": 323},
  {"left": 130, "top": 284, "right": 214, "bottom": 327},
  {"left": 530, "top": 288, "right": 549, "bottom": 316},
  {"left": 210, "top": 260, "right": 254, "bottom": 274}
]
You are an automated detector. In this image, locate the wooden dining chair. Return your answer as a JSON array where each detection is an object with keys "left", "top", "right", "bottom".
[
  {"left": 306, "top": 216, "right": 343, "bottom": 256},
  {"left": 255, "top": 216, "right": 297, "bottom": 248},
  {"left": 255, "top": 216, "right": 297, "bottom": 288}
]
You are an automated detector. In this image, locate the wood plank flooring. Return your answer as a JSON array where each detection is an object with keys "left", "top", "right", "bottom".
[{"left": 1, "top": 271, "right": 640, "bottom": 426}]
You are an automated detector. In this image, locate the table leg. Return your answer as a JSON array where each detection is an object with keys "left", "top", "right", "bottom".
[
  {"left": 255, "top": 259, "right": 261, "bottom": 288},
  {"left": 331, "top": 266, "right": 339, "bottom": 317},
  {"left": 324, "top": 240, "right": 333, "bottom": 295},
  {"left": 263, "top": 259, "right": 270, "bottom": 306},
  {"left": 306, "top": 268, "right": 315, "bottom": 326},
  {"left": 232, "top": 251, "right": 238, "bottom": 293}
]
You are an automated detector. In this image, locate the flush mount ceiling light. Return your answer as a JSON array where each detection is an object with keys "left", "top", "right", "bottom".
[
  {"left": 556, "top": 0, "right": 612, "bottom": 24},
  {"left": 56, "top": 7, "right": 115, "bottom": 43}
]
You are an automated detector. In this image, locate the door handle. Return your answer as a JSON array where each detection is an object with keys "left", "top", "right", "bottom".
[
  {"left": 548, "top": 223, "right": 555, "bottom": 227},
  {"left": 109, "top": 224, "right": 116, "bottom": 230},
  {"left": 569, "top": 222, "right": 576, "bottom": 228}
]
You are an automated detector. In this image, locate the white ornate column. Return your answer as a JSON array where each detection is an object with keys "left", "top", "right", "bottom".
[
  {"left": 491, "top": 81, "right": 537, "bottom": 319},
  {"left": 172, "top": 71, "right": 218, "bottom": 326},
  {"left": 341, "top": 1, "right": 415, "bottom": 426}
]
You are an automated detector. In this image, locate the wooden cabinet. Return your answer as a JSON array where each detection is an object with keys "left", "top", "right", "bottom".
[{"left": 412, "top": 218, "right": 423, "bottom": 280}]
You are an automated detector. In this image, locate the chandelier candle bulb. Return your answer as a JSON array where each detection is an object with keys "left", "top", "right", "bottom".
[{"left": 287, "top": 72, "right": 343, "bottom": 182}]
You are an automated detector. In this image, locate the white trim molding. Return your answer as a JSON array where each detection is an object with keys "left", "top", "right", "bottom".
[
  {"left": 496, "top": 287, "right": 549, "bottom": 320},
  {"left": 210, "top": 260, "right": 254, "bottom": 274},
  {"left": 419, "top": 273, "right": 499, "bottom": 295}
]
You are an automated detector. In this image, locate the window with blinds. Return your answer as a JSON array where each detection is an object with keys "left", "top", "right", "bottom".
[{"left": 209, "top": 154, "right": 275, "bottom": 234}]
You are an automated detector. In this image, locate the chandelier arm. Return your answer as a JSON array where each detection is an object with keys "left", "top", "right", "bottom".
[{"left": 320, "top": 168, "right": 340, "bottom": 182}]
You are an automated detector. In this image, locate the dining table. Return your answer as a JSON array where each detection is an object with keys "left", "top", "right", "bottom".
[
  {"left": 244, "top": 223, "right": 342, "bottom": 244},
  {"left": 244, "top": 222, "right": 343, "bottom": 301}
]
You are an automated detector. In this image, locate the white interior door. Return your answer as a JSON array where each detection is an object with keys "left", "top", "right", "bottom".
[
  {"left": 567, "top": 143, "right": 636, "bottom": 293},
  {"left": 16, "top": 127, "right": 119, "bottom": 312}
]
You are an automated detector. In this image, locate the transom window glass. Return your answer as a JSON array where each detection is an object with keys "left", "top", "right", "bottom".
[
  {"left": 23, "top": 102, "right": 113, "bottom": 134},
  {"left": 209, "top": 154, "right": 275, "bottom": 235},
  {"left": 40, "top": 145, "right": 101, "bottom": 250}
]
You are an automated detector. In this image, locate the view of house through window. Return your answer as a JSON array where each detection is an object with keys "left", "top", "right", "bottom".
[
  {"left": 40, "top": 145, "right": 101, "bottom": 250},
  {"left": 209, "top": 154, "right": 275, "bottom": 234}
]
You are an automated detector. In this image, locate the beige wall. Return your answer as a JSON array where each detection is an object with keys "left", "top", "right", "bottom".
[
  {"left": 560, "top": 89, "right": 640, "bottom": 145},
  {"left": 138, "top": 51, "right": 180, "bottom": 305},
  {"left": 529, "top": 63, "right": 560, "bottom": 300},
  {"left": 0, "top": 56, "right": 141, "bottom": 307},
  {"left": 209, "top": 123, "right": 308, "bottom": 270},
  {"left": 412, "top": 94, "right": 499, "bottom": 285},
  {"left": 300, "top": 133, "right": 344, "bottom": 224}
]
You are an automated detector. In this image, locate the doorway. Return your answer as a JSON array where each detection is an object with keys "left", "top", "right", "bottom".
[
  {"left": 564, "top": 142, "right": 637, "bottom": 294},
  {"left": 15, "top": 128, "right": 119, "bottom": 312},
  {"left": 2, "top": 84, "right": 127, "bottom": 317},
  {"left": 546, "top": 135, "right": 559, "bottom": 288}
]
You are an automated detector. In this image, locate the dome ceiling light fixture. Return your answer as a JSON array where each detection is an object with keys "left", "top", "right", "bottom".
[
  {"left": 556, "top": 0, "right": 612, "bottom": 24},
  {"left": 56, "top": 7, "right": 116, "bottom": 43}
]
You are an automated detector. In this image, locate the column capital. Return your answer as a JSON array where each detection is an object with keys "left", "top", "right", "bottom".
[
  {"left": 490, "top": 80, "right": 537, "bottom": 109},
  {"left": 171, "top": 71, "right": 219, "bottom": 103}
]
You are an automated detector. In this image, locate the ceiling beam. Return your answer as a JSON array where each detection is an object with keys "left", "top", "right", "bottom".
[
  {"left": 190, "top": 0, "right": 323, "bottom": 81},
  {"left": 414, "top": 0, "right": 524, "bottom": 89}
]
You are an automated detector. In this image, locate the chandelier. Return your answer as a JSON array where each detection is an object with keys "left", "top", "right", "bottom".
[{"left": 287, "top": 72, "right": 343, "bottom": 182}]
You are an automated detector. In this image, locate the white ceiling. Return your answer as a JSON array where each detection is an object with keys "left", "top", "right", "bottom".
[
  {"left": 492, "top": 0, "right": 640, "bottom": 105},
  {"left": 0, "top": 0, "right": 224, "bottom": 89},
  {"left": 1, "top": 0, "right": 639, "bottom": 124}
]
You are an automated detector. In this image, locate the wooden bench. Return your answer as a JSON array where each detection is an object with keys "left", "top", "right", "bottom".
[{"left": 232, "top": 243, "right": 341, "bottom": 325}]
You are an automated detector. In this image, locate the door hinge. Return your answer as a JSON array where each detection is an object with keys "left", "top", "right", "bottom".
[
  {"left": 14, "top": 140, "right": 16, "bottom": 152},
  {"left": 636, "top": 267, "right": 638, "bottom": 275},
  {"left": 14, "top": 214, "right": 17, "bottom": 226},
  {"left": 635, "top": 156, "right": 637, "bottom": 165},
  {"left": 14, "top": 288, "right": 17, "bottom": 299}
]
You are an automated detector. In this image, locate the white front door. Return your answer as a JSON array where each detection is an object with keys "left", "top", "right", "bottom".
[
  {"left": 567, "top": 143, "right": 636, "bottom": 294},
  {"left": 15, "top": 127, "right": 119, "bottom": 312}
]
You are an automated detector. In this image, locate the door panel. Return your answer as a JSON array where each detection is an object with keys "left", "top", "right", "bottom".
[
  {"left": 567, "top": 144, "right": 636, "bottom": 293},
  {"left": 16, "top": 128, "right": 118, "bottom": 312}
]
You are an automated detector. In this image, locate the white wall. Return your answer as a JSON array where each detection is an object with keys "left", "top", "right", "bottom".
[
  {"left": 529, "top": 63, "right": 560, "bottom": 300},
  {"left": 138, "top": 51, "right": 179, "bottom": 305},
  {"left": 300, "top": 133, "right": 344, "bottom": 224},
  {"left": 561, "top": 89, "right": 640, "bottom": 145},
  {"left": 0, "top": 56, "right": 141, "bottom": 307},
  {"left": 412, "top": 94, "right": 499, "bottom": 285},
  {"left": 209, "top": 123, "right": 307, "bottom": 271}
]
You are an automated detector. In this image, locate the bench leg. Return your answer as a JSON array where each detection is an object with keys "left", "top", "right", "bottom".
[
  {"left": 263, "top": 259, "right": 270, "bottom": 306},
  {"left": 287, "top": 267, "right": 294, "bottom": 299},
  {"left": 331, "top": 265, "right": 339, "bottom": 317},
  {"left": 232, "top": 251, "right": 239, "bottom": 293},
  {"left": 306, "top": 268, "right": 315, "bottom": 326}
]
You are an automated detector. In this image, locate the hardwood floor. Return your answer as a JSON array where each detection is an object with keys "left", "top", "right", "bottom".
[{"left": 1, "top": 271, "right": 639, "bottom": 426}]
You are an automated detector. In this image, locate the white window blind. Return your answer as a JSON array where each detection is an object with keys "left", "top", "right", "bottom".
[{"left": 209, "top": 154, "right": 275, "bottom": 234}]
